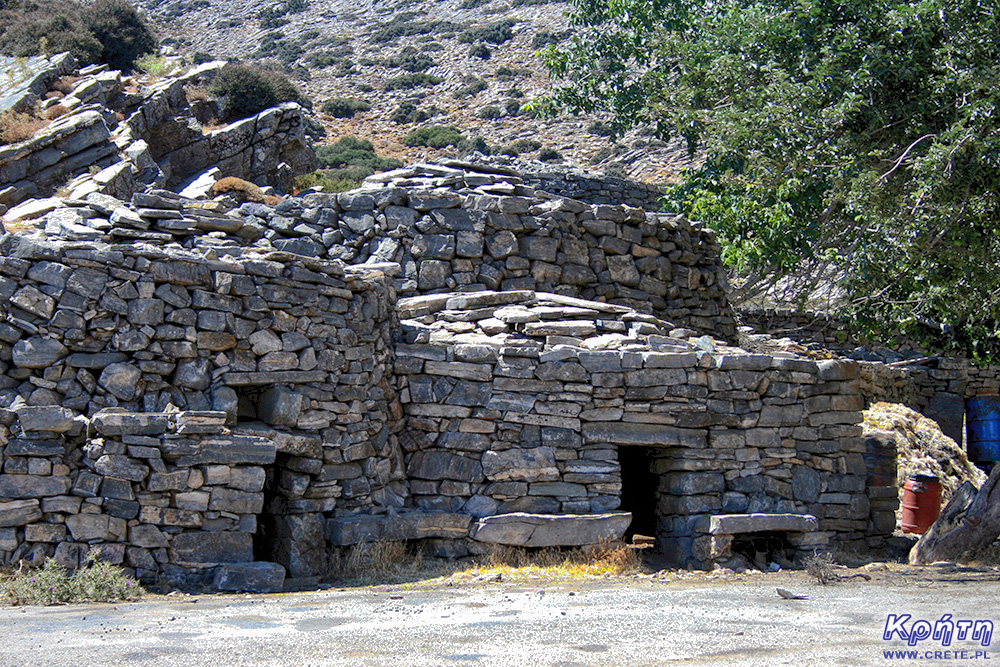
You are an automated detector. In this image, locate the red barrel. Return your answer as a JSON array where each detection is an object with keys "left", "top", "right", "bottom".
[{"left": 901, "top": 474, "right": 942, "bottom": 534}]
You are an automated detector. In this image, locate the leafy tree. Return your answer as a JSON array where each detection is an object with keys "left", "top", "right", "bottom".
[{"left": 540, "top": 0, "right": 1000, "bottom": 359}]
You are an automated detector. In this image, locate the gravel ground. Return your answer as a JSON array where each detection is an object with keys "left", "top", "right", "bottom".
[{"left": 0, "top": 563, "right": 998, "bottom": 667}]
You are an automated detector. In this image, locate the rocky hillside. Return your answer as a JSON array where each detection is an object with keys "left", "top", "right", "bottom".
[{"left": 135, "top": 0, "right": 693, "bottom": 184}]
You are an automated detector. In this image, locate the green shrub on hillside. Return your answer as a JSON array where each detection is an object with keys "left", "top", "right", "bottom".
[
  {"left": 209, "top": 63, "right": 310, "bottom": 119},
  {"left": 322, "top": 97, "right": 371, "bottom": 118},
  {"left": 390, "top": 102, "right": 437, "bottom": 124},
  {"left": 453, "top": 76, "right": 487, "bottom": 99},
  {"left": 0, "top": 0, "right": 156, "bottom": 69},
  {"left": 469, "top": 43, "right": 491, "bottom": 60},
  {"left": 316, "top": 136, "right": 402, "bottom": 172},
  {"left": 458, "top": 19, "right": 516, "bottom": 45},
  {"left": 403, "top": 125, "right": 464, "bottom": 148},
  {"left": 300, "top": 136, "right": 403, "bottom": 192},
  {"left": 383, "top": 72, "right": 443, "bottom": 91},
  {"left": 386, "top": 47, "right": 436, "bottom": 72}
]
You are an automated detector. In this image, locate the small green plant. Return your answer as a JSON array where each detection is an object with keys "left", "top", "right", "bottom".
[
  {"left": 135, "top": 53, "right": 178, "bottom": 77},
  {"left": 390, "top": 101, "right": 433, "bottom": 124},
  {"left": 495, "top": 65, "right": 530, "bottom": 80},
  {"left": 321, "top": 97, "right": 371, "bottom": 118},
  {"left": 458, "top": 19, "right": 516, "bottom": 44},
  {"left": 478, "top": 105, "right": 501, "bottom": 120},
  {"left": 538, "top": 146, "right": 563, "bottom": 162},
  {"left": 458, "top": 135, "right": 491, "bottom": 155},
  {"left": 531, "top": 28, "right": 567, "bottom": 48},
  {"left": 403, "top": 125, "right": 465, "bottom": 148},
  {"left": 469, "top": 43, "right": 491, "bottom": 60},
  {"left": 2, "top": 551, "right": 143, "bottom": 605},
  {"left": 192, "top": 50, "right": 213, "bottom": 64},
  {"left": 512, "top": 138, "right": 541, "bottom": 153},
  {"left": 453, "top": 76, "right": 487, "bottom": 99},
  {"left": 587, "top": 120, "right": 615, "bottom": 137},
  {"left": 386, "top": 47, "right": 436, "bottom": 72},
  {"left": 504, "top": 98, "right": 522, "bottom": 116}
]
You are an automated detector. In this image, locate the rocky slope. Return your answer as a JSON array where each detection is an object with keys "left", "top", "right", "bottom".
[{"left": 135, "top": 0, "right": 693, "bottom": 184}]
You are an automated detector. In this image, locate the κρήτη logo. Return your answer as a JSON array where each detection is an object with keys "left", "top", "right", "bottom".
[{"left": 884, "top": 614, "right": 993, "bottom": 648}]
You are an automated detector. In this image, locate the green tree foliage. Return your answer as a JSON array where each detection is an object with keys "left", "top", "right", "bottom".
[
  {"left": 541, "top": 0, "right": 1000, "bottom": 359},
  {"left": 209, "top": 64, "right": 311, "bottom": 120}
]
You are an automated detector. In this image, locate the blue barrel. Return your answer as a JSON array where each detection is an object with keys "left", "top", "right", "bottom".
[{"left": 966, "top": 396, "right": 1000, "bottom": 465}]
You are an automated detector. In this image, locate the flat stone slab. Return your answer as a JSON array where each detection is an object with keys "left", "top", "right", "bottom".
[
  {"left": 326, "top": 512, "right": 472, "bottom": 546},
  {"left": 695, "top": 513, "right": 819, "bottom": 535},
  {"left": 469, "top": 512, "right": 632, "bottom": 547},
  {"left": 213, "top": 562, "right": 286, "bottom": 593}
]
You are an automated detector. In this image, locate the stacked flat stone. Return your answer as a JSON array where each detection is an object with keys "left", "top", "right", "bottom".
[
  {"left": 0, "top": 230, "right": 397, "bottom": 583},
  {"left": 392, "top": 289, "right": 871, "bottom": 564},
  {"left": 0, "top": 405, "right": 278, "bottom": 588},
  {"left": 438, "top": 157, "right": 667, "bottom": 210}
]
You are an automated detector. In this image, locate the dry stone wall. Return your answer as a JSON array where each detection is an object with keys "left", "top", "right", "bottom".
[
  {"left": 363, "top": 163, "right": 734, "bottom": 340},
  {"left": 391, "top": 290, "right": 869, "bottom": 567},
  {"left": 1, "top": 407, "right": 276, "bottom": 587},
  {"left": 0, "top": 161, "right": 890, "bottom": 584},
  {"left": 0, "top": 226, "right": 397, "bottom": 584}
]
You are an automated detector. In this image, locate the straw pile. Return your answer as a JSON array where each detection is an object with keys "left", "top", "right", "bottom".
[{"left": 863, "top": 402, "right": 986, "bottom": 505}]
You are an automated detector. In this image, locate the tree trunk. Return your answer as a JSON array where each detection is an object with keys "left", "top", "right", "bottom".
[{"left": 910, "top": 466, "right": 1000, "bottom": 564}]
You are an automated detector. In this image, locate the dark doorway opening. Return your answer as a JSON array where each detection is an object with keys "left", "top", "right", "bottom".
[
  {"left": 617, "top": 446, "right": 659, "bottom": 542},
  {"left": 252, "top": 459, "right": 281, "bottom": 562}
]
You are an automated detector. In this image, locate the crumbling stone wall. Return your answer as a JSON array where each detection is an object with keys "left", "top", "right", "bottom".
[{"left": 0, "top": 55, "right": 317, "bottom": 213}]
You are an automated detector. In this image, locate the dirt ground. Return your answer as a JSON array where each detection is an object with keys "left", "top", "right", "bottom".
[{"left": 0, "top": 559, "right": 998, "bottom": 667}]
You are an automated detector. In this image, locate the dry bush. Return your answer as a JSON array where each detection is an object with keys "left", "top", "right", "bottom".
[
  {"left": 43, "top": 105, "right": 70, "bottom": 120},
  {"left": 263, "top": 194, "right": 283, "bottom": 206},
  {"left": 211, "top": 176, "right": 265, "bottom": 203},
  {"left": 804, "top": 551, "right": 837, "bottom": 584},
  {"left": 185, "top": 86, "right": 208, "bottom": 103},
  {"left": 51, "top": 77, "right": 78, "bottom": 95},
  {"left": 0, "top": 110, "right": 47, "bottom": 145},
  {"left": 44, "top": 91, "right": 65, "bottom": 100},
  {"left": 328, "top": 540, "right": 435, "bottom": 585}
]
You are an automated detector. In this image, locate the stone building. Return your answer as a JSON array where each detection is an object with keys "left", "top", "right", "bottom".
[{"left": 0, "top": 161, "right": 892, "bottom": 590}]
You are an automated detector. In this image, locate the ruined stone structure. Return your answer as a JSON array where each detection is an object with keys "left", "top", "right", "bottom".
[
  {"left": 0, "top": 161, "right": 895, "bottom": 589},
  {"left": 0, "top": 54, "right": 317, "bottom": 214}
]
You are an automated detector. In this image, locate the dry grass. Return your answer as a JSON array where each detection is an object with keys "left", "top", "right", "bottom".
[
  {"left": 212, "top": 176, "right": 265, "bottom": 203},
  {"left": 327, "top": 540, "right": 645, "bottom": 587},
  {"left": 460, "top": 542, "right": 645, "bottom": 581},
  {"left": 185, "top": 86, "right": 209, "bottom": 103},
  {"left": 202, "top": 120, "right": 228, "bottom": 134},
  {"left": 43, "top": 105, "right": 70, "bottom": 121},
  {"left": 51, "top": 77, "right": 79, "bottom": 95},
  {"left": 0, "top": 109, "right": 47, "bottom": 145},
  {"left": 328, "top": 540, "right": 451, "bottom": 585}
]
